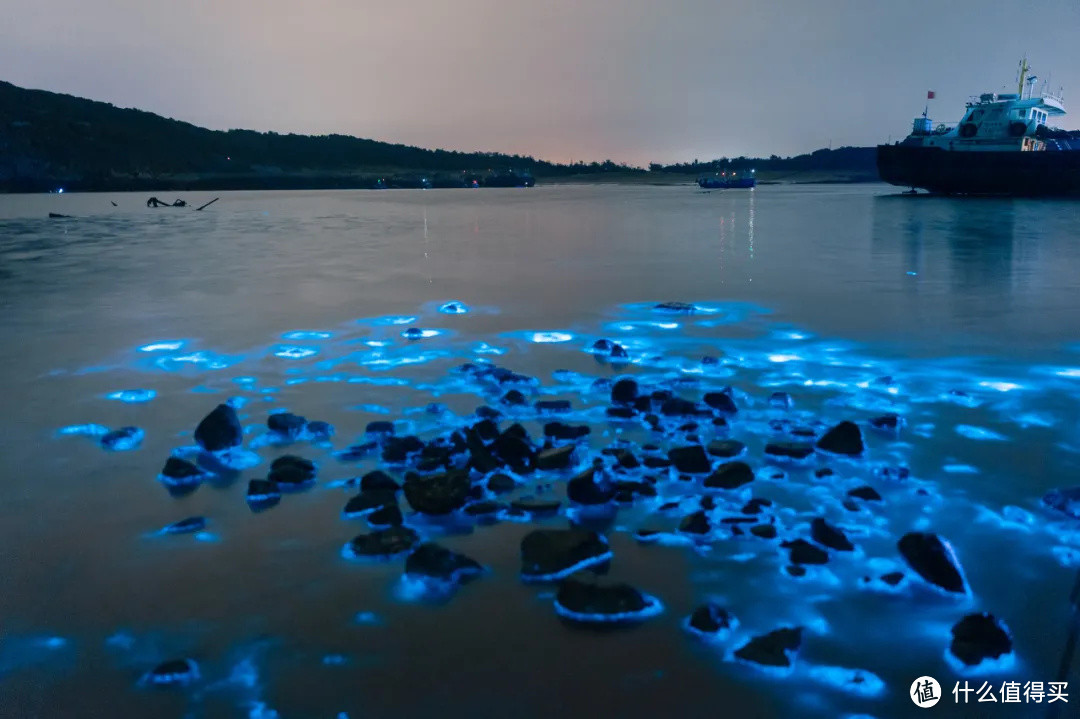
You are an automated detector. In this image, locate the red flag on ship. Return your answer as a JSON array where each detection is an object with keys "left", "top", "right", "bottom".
[{"left": 927, "top": 90, "right": 936, "bottom": 99}]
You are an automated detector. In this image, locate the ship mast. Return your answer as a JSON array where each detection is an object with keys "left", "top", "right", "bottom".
[{"left": 1017, "top": 56, "right": 1030, "bottom": 96}]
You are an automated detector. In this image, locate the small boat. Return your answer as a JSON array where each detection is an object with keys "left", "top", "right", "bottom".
[
  {"left": 877, "top": 58, "right": 1080, "bottom": 195},
  {"left": 698, "top": 170, "right": 756, "bottom": 189}
]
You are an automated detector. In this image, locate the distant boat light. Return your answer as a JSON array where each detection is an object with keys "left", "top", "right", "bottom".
[{"left": 57, "top": 188, "right": 64, "bottom": 194}]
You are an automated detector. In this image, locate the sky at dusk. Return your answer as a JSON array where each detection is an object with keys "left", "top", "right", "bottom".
[{"left": 5, "top": 0, "right": 1080, "bottom": 166}]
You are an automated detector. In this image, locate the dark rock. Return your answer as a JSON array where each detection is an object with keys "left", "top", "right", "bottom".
[
  {"left": 520, "top": 529, "right": 611, "bottom": 581},
  {"left": 465, "top": 430, "right": 501, "bottom": 474},
  {"left": 544, "top": 422, "right": 591, "bottom": 441},
  {"left": 591, "top": 339, "right": 615, "bottom": 353},
  {"left": 949, "top": 613, "right": 1013, "bottom": 667},
  {"left": 700, "top": 496, "right": 717, "bottom": 510},
  {"left": 100, "top": 426, "right": 144, "bottom": 451},
  {"left": 554, "top": 576, "right": 657, "bottom": 621},
  {"left": 403, "top": 470, "right": 471, "bottom": 515},
  {"left": 162, "top": 516, "right": 206, "bottom": 534},
  {"left": 810, "top": 518, "right": 854, "bottom": 551},
  {"left": 703, "top": 391, "right": 738, "bottom": 414},
  {"left": 704, "top": 461, "right": 755, "bottom": 490},
  {"left": 687, "top": 603, "right": 735, "bottom": 636},
  {"left": 668, "top": 445, "right": 712, "bottom": 474},
  {"left": 143, "top": 658, "right": 199, "bottom": 686},
  {"left": 678, "top": 510, "right": 711, "bottom": 535},
  {"left": 847, "top": 485, "right": 882, "bottom": 502},
  {"left": 305, "top": 420, "right": 334, "bottom": 440},
  {"left": 486, "top": 473, "right": 517, "bottom": 494},
  {"left": 870, "top": 414, "right": 904, "bottom": 432},
  {"left": 535, "top": 400, "right": 572, "bottom": 414},
  {"left": 405, "top": 543, "right": 484, "bottom": 583},
  {"left": 464, "top": 500, "right": 502, "bottom": 516},
  {"left": 344, "top": 490, "right": 397, "bottom": 518},
  {"left": 632, "top": 396, "right": 653, "bottom": 413},
  {"left": 492, "top": 435, "right": 535, "bottom": 472},
  {"left": 535, "top": 445, "right": 576, "bottom": 471},
  {"left": 612, "top": 450, "right": 640, "bottom": 470},
  {"left": 501, "top": 389, "right": 528, "bottom": 406},
  {"left": 815, "top": 421, "right": 865, "bottom": 457},
  {"left": 344, "top": 526, "right": 420, "bottom": 559},
  {"left": 610, "top": 343, "right": 629, "bottom": 359},
  {"left": 654, "top": 301, "right": 695, "bottom": 313},
  {"left": 764, "top": 442, "right": 815, "bottom": 461},
  {"left": 741, "top": 497, "right": 772, "bottom": 514},
  {"left": 510, "top": 497, "right": 562, "bottom": 514},
  {"left": 360, "top": 470, "right": 400, "bottom": 492},
  {"left": 661, "top": 397, "right": 707, "bottom": 417},
  {"left": 382, "top": 435, "right": 425, "bottom": 463},
  {"left": 814, "top": 468, "right": 835, "bottom": 479},
  {"left": 194, "top": 404, "right": 243, "bottom": 453},
  {"left": 642, "top": 456, "right": 672, "bottom": 469},
  {"left": 734, "top": 627, "right": 803, "bottom": 668},
  {"left": 875, "top": 465, "right": 910, "bottom": 482},
  {"left": 614, "top": 480, "right": 656, "bottom": 499},
  {"left": 706, "top": 439, "right": 746, "bottom": 458},
  {"left": 768, "top": 392, "right": 794, "bottom": 409},
  {"left": 783, "top": 539, "right": 829, "bottom": 564},
  {"left": 567, "top": 469, "right": 615, "bottom": 505},
  {"left": 897, "top": 532, "right": 968, "bottom": 594},
  {"left": 1043, "top": 486, "right": 1080, "bottom": 520},
  {"left": 365, "top": 420, "right": 395, "bottom": 437},
  {"left": 268, "top": 455, "right": 316, "bottom": 489},
  {"left": 475, "top": 405, "right": 502, "bottom": 421},
  {"left": 605, "top": 407, "right": 637, "bottom": 419},
  {"left": 336, "top": 441, "right": 377, "bottom": 461},
  {"left": 472, "top": 419, "right": 500, "bottom": 441},
  {"left": 367, "top": 504, "right": 403, "bottom": 527},
  {"left": 658, "top": 501, "right": 680, "bottom": 512},
  {"left": 267, "top": 412, "right": 307, "bottom": 437},
  {"left": 786, "top": 565, "right": 807, "bottom": 577},
  {"left": 880, "top": 571, "right": 905, "bottom": 586},
  {"left": 502, "top": 423, "right": 529, "bottom": 441},
  {"left": 158, "top": 457, "right": 204, "bottom": 488},
  {"left": 750, "top": 524, "right": 778, "bottom": 539},
  {"left": 402, "top": 327, "right": 425, "bottom": 340}
]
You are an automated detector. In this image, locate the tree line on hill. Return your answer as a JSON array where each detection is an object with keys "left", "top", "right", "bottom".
[{"left": 0, "top": 79, "right": 878, "bottom": 192}]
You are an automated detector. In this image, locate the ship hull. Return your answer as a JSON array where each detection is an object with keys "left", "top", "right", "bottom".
[{"left": 877, "top": 144, "right": 1080, "bottom": 195}]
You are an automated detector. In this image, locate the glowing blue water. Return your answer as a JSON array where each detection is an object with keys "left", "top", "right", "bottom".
[{"left": 6, "top": 185, "right": 1080, "bottom": 719}]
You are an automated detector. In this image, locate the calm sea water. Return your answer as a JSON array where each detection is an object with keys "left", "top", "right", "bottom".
[{"left": 1, "top": 184, "right": 1079, "bottom": 718}]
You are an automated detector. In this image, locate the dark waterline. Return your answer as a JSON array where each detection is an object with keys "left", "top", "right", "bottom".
[{"left": 1, "top": 184, "right": 1079, "bottom": 718}]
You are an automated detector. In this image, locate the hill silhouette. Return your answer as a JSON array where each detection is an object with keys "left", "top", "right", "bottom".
[{"left": 0, "top": 80, "right": 878, "bottom": 192}]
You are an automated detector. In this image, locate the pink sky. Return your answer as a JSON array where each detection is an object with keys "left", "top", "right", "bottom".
[{"left": 4, "top": 0, "right": 1080, "bottom": 165}]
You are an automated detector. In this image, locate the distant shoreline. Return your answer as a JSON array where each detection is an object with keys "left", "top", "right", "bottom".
[{"left": 1, "top": 170, "right": 882, "bottom": 195}]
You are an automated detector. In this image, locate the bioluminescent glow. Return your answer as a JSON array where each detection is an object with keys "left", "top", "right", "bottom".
[
  {"left": 138, "top": 340, "right": 186, "bottom": 352},
  {"left": 553, "top": 594, "right": 664, "bottom": 624},
  {"left": 473, "top": 342, "right": 506, "bottom": 355},
  {"left": 154, "top": 351, "right": 239, "bottom": 372},
  {"left": 955, "top": 425, "right": 1008, "bottom": 441},
  {"left": 273, "top": 346, "right": 319, "bottom": 359},
  {"left": 281, "top": 331, "right": 333, "bottom": 340},
  {"left": 400, "top": 328, "right": 443, "bottom": 339},
  {"left": 105, "top": 389, "right": 157, "bottom": 403},
  {"left": 437, "top": 301, "right": 470, "bottom": 314},
  {"left": 528, "top": 331, "right": 574, "bottom": 344}
]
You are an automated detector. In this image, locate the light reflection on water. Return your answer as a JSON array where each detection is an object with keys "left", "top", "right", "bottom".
[{"left": 0, "top": 185, "right": 1079, "bottom": 718}]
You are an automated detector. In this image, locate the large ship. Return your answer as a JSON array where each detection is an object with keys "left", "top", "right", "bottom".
[{"left": 877, "top": 60, "right": 1080, "bottom": 195}]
